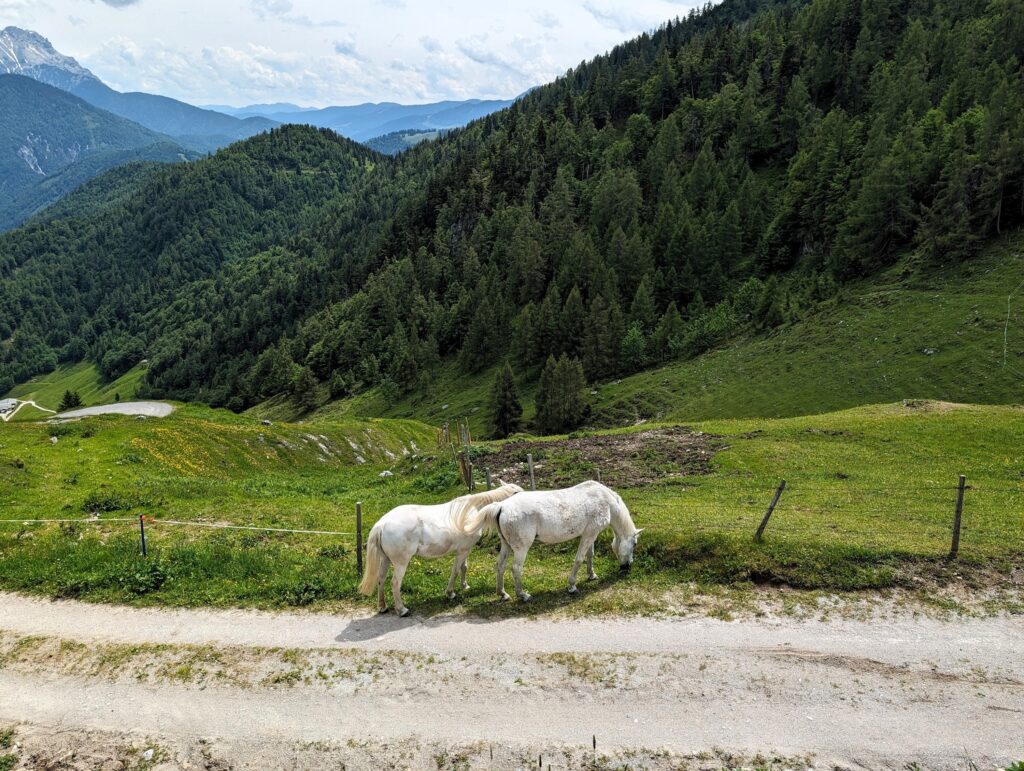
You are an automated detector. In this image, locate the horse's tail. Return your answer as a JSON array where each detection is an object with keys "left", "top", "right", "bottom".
[
  {"left": 459, "top": 501, "right": 501, "bottom": 536},
  {"left": 357, "top": 524, "right": 384, "bottom": 596}
]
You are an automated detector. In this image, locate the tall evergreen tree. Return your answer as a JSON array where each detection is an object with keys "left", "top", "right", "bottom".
[{"left": 489, "top": 361, "right": 523, "bottom": 439}]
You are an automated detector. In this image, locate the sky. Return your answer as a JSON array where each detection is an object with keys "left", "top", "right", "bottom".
[{"left": 1, "top": 0, "right": 703, "bottom": 107}]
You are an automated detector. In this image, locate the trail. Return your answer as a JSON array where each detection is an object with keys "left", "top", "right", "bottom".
[
  {"left": 0, "top": 399, "right": 55, "bottom": 422},
  {"left": 0, "top": 593, "right": 1021, "bottom": 769}
]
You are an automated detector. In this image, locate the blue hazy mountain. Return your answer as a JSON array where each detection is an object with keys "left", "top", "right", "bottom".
[
  {"left": 219, "top": 98, "right": 516, "bottom": 143},
  {"left": 0, "top": 27, "right": 277, "bottom": 152}
]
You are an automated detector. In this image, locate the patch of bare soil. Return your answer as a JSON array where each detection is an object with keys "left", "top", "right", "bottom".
[{"left": 481, "top": 427, "right": 725, "bottom": 489}]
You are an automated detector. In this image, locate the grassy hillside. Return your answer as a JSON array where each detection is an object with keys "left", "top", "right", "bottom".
[
  {"left": 0, "top": 401, "right": 1020, "bottom": 613},
  {"left": 322, "top": 232, "right": 1023, "bottom": 438},
  {"left": 5, "top": 362, "right": 147, "bottom": 413}
]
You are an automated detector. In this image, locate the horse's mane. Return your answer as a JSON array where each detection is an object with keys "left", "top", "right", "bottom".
[
  {"left": 449, "top": 483, "right": 521, "bottom": 531},
  {"left": 607, "top": 488, "right": 639, "bottom": 538}
]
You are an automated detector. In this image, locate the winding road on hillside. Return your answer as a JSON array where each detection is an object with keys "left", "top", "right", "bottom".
[
  {"left": 0, "top": 592, "right": 1020, "bottom": 769},
  {"left": 0, "top": 400, "right": 55, "bottom": 422}
]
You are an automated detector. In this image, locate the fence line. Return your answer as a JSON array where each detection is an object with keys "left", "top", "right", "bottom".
[{"left": 0, "top": 516, "right": 353, "bottom": 537}]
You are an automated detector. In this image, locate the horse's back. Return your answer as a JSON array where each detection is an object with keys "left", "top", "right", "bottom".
[{"left": 500, "top": 483, "right": 613, "bottom": 545}]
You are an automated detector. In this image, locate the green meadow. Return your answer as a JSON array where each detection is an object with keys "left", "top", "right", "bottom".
[{"left": 0, "top": 401, "right": 1020, "bottom": 614}]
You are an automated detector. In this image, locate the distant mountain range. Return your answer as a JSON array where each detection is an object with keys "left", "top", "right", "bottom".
[
  {"left": 0, "top": 24, "right": 519, "bottom": 223},
  {"left": 0, "top": 27, "right": 277, "bottom": 152},
  {"left": 209, "top": 98, "right": 517, "bottom": 142},
  {"left": 0, "top": 74, "right": 195, "bottom": 231}
]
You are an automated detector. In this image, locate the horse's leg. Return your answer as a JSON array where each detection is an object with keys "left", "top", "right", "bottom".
[
  {"left": 377, "top": 554, "right": 392, "bottom": 613},
  {"left": 512, "top": 546, "right": 531, "bottom": 602},
  {"left": 496, "top": 539, "right": 512, "bottom": 602},
  {"left": 568, "top": 537, "right": 596, "bottom": 594},
  {"left": 587, "top": 541, "right": 597, "bottom": 581},
  {"left": 460, "top": 556, "right": 469, "bottom": 591},
  {"left": 391, "top": 559, "right": 410, "bottom": 617},
  {"left": 444, "top": 555, "right": 461, "bottom": 600}
]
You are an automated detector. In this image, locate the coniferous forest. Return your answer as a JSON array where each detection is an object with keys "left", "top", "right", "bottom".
[{"left": 1, "top": 0, "right": 1022, "bottom": 421}]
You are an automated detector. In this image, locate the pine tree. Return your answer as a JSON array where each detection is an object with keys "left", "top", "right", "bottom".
[
  {"left": 291, "top": 367, "right": 319, "bottom": 413},
  {"left": 489, "top": 361, "right": 523, "bottom": 439},
  {"left": 535, "top": 354, "right": 587, "bottom": 434},
  {"left": 621, "top": 322, "right": 648, "bottom": 371},
  {"left": 629, "top": 276, "right": 657, "bottom": 332},
  {"left": 561, "top": 286, "right": 586, "bottom": 358},
  {"left": 58, "top": 390, "right": 82, "bottom": 412},
  {"left": 650, "top": 302, "right": 686, "bottom": 362}
]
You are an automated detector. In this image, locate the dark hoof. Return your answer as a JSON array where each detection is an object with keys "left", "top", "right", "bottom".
[
  {"left": 567, "top": 586, "right": 579, "bottom": 595},
  {"left": 378, "top": 607, "right": 389, "bottom": 614},
  {"left": 398, "top": 607, "right": 411, "bottom": 618},
  {"left": 518, "top": 593, "right": 532, "bottom": 603},
  {"left": 499, "top": 593, "right": 511, "bottom": 603}
]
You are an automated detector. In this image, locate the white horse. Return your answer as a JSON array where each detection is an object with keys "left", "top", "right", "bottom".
[
  {"left": 458, "top": 480, "right": 642, "bottom": 602},
  {"left": 358, "top": 483, "right": 523, "bottom": 616}
]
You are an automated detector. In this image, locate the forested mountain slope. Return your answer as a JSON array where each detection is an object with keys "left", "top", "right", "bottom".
[
  {"left": 0, "top": 75, "right": 191, "bottom": 229},
  {"left": 0, "top": 125, "right": 394, "bottom": 394},
  {"left": 2, "top": 0, "right": 1022, "bottom": 420}
]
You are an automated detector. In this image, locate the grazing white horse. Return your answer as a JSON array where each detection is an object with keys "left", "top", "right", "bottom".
[
  {"left": 358, "top": 483, "right": 523, "bottom": 616},
  {"left": 458, "top": 480, "right": 642, "bottom": 602}
]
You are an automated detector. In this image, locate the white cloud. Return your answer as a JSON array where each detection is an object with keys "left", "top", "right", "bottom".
[
  {"left": 419, "top": 36, "right": 442, "bottom": 54},
  {"left": 250, "top": 0, "right": 344, "bottom": 28},
  {"left": 46, "top": 0, "right": 709, "bottom": 106},
  {"left": 582, "top": 1, "right": 654, "bottom": 34}
]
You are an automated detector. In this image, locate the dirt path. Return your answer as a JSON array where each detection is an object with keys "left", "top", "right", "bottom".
[
  {"left": 0, "top": 400, "right": 55, "bottom": 422},
  {"left": 0, "top": 593, "right": 1021, "bottom": 769}
]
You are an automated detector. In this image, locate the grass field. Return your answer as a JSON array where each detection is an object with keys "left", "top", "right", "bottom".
[
  {"left": 1, "top": 400, "right": 1020, "bottom": 614},
  {"left": 4, "top": 362, "right": 146, "bottom": 414},
  {"left": 308, "top": 231, "right": 1024, "bottom": 440}
]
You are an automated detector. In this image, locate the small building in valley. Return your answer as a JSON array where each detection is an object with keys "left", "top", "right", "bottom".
[{"left": 0, "top": 399, "right": 17, "bottom": 414}]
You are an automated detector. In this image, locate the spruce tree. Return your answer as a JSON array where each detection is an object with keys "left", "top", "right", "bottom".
[
  {"left": 489, "top": 361, "right": 523, "bottom": 439},
  {"left": 535, "top": 354, "right": 587, "bottom": 434},
  {"left": 58, "top": 390, "right": 82, "bottom": 411}
]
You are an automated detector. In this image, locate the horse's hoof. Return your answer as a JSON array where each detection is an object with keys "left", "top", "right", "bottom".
[
  {"left": 567, "top": 586, "right": 578, "bottom": 595},
  {"left": 499, "top": 593, "right": 511, "bottom": 603},
  {"left": 378, "top": 607, "right": 389, "bottom": 615},
  {"left": 461, "top": 583, "right": 470, "bottom": 591},
  {"left": 587, "top": 574, "right": 598, "bottom": 582},
  {"left": 518, "top": 593, "right": 532, "bottom": 603},
  {"left": 446, "top": 592, "right": 457, "bottom": 601},
  {"left": 398, "top": 607, "right": 411, "bottom": 618}
]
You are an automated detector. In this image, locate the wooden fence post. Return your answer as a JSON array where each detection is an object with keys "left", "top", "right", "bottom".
[
  {"left": 754, "top": 480, "right": 786, "bottom": 542},
  {"left": 485, "top": 469, "right": 492, "bottom": 489},
  {"left": 138, "top": 514, "right": 147, "bottom": 557},
  {"left": 949, "top": 475, "right": 966, "bottom": 559},
  {"left": 595, "top": 468, "right": 601, "bottom": 483},
  {"left": 527, "top": 453, "right": 536, "bottom": 491},
  {"left": 468, "top": 462, "right": 475, "bottom": 493},
  {"left": 356, "top": 502, "right": 363, "bottom": 577}
]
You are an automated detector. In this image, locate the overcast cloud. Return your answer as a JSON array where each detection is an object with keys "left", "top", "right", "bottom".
[{"left": 3, "top": 0, "right": 704, "bottom": 106}]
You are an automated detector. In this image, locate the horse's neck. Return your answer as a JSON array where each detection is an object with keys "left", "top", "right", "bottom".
[{"left": 609, "top": 499, "right": 636, "bottom": 538}]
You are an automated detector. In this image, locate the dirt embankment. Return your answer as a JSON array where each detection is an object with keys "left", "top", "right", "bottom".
[{"left": 478, "top": 426, "right": 725, "bottom": 489}]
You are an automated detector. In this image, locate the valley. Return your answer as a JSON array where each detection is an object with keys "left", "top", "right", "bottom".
[{"left": 0, "top": 0, "right": 1022, "bottom": 765}]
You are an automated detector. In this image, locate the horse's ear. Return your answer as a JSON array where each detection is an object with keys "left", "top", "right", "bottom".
[{"left": 635, "top": 528, "right": 645, "bottom": 536}]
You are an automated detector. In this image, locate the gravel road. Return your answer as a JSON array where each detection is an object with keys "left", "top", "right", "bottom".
[
  {"left": 0, "top": 593, "right": 1020, "bottom": 769},
  {"left": 54, "top": 400, "right": 174, "bottom": 418}
]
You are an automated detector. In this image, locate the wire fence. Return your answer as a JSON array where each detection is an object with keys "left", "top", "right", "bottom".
[{"left": 1, "top": 468, "right": 1021, "bottom": 563}]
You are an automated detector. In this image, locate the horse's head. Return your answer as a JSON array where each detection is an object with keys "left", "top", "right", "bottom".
[{"left": 612, "top": 528, "right": 643, "bottom": 570}]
